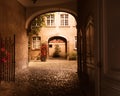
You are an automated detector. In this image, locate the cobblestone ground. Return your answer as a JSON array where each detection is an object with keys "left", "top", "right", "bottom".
[{"left": 0, "top": 60, "right": 83, "bottom": 96}]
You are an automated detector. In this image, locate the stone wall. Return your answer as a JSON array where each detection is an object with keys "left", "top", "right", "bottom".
[{"left": 0, "top": 0, "right": 28, "bottom": 70}]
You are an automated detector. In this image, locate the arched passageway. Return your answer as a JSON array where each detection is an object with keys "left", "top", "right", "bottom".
[
  {"left": 0, "top": 5, "right": 96, "bottom": 95},
  {"left": 26, "top": 9, "right": 95, "bottom": 96},
  {"left": 25, "top": 8, "right": 77, "bottom": 30},
  {"left": 0, "top": 1, "right": 95, "bottom": 95},
  {"left": 27, "top": 11, "right": 77, "bottom": 62},
  {"left": 1, "top": 1, "right": 120, "bottom": 96}
]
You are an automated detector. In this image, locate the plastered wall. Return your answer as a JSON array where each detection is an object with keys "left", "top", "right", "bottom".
[{"left": 0, "top": 0, "right": 28, "bottom": 70}]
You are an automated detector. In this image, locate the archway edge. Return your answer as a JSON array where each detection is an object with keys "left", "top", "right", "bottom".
[
  {"left": 25, "top": 8, "right": 77, "bottom": 29},
  {"left": 48, "top": 35, "right": 67, "bottom": 43}
]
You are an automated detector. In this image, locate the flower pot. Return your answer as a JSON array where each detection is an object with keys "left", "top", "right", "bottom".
[{"left": 41, "top": 56, "right": 46, "bottom": 62}]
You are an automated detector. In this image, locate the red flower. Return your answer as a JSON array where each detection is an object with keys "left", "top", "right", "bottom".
[
  {"left": 41, "top": 44, "right": 47, "bottom": 56},
  {"left": 1, "top": 58, "right": 7, "bottom": 63},
  {"left": 0, "top": 47, "right": 11, "bottom": 63},
  {"left": 1, "top": 47, "right": 5, "bottom": 52}
]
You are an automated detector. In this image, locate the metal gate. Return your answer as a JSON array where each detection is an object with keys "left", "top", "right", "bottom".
[{"left": 0, "top": 35, "right": 15, "bottom": 82}]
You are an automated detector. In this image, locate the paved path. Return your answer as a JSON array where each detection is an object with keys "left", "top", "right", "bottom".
[{"left": 0, "top": 60, "right": 83, "bottom": 96}]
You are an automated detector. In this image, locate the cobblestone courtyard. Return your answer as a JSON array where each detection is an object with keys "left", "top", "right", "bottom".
[{"left": 0, "top": 60, "right": 83, "bottom": 96}]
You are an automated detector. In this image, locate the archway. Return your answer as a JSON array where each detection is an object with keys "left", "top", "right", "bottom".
[
  {"left": 48, "top": 36, "right": 67, "bottom": 59},
  {"left": 27, "top": 11, "right": 77, "bottom": 62},
  {"left": 25, "top": 8, "right": 77, "bottom": 30}
]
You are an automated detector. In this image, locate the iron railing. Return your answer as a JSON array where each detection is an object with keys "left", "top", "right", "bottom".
[{"left": 0, "top": 35, "right": 15, "bottom": 82}]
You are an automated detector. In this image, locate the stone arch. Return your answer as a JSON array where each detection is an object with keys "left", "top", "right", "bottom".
[
  {"left": 48, "top": 36, "right": 67, "bottom": 43},
  {"left": 25, "top": 8, "right": 77, "bottom": 29}
]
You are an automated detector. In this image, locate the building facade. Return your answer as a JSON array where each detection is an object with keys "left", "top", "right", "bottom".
[{"left": 29, "top": 12, "right": 77, "bottom": 61}]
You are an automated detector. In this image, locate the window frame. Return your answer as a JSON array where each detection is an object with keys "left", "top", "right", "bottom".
[
  {"left": 60, "top": 14, "right": 69, "bottom": 26},
  {"left": 32, "top": 36, "right": 41, "bottom": 50},
  {"left": 46, "top": 14, "right": 55, "bottom": 26},
  {"left": 74, "top": 36, "right": 77, "bottom": 50}
]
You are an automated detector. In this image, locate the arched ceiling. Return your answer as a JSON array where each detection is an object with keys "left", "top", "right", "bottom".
[{"left": 17, "top": 0, "right": 75, "bottom": 7}]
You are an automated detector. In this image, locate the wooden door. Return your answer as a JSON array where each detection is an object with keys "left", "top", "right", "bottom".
[{"left": 100, "top": 0, "right": 120, "bottom": 96}]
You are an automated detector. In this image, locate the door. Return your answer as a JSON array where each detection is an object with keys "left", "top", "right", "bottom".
[{"left": 100, "top": 0, "right": 120, "bottom": 96}]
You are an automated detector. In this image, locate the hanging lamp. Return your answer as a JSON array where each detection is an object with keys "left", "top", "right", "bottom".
[{"left": 32, "top": 0, "right": 37, "bottom": 4}]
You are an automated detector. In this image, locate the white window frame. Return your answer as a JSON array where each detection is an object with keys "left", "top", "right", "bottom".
[
  {"left": 46, "top": 14, "right": 55, "bottom": 26},
  {"left": 32, "top": 36, "right": 41, "bottom": 50},
  {"left": 60, "top": 14, "right": 69, "bottom": 26}
]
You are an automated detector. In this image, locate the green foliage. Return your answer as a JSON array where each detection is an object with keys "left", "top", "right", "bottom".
[
  {"left": 69, "top": 52, "right": 77, "bottom": 60},
  {"left": 30, "top": 15, "right": 45, "bottom": 35},
  {"left": 28, "top": 13, "right": 55, "bottom": 35},
  {"left": 53, "top": 44, "right": 61, "bottom": 58}
]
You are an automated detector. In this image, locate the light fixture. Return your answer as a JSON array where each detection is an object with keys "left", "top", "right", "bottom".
[{"left": 32, "top": 0, "right": 37, "bottom": 4}]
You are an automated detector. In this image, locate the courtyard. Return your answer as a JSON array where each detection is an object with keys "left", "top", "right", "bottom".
[{"left": 0, "top": 60, "right": 83, "bottom": 96}]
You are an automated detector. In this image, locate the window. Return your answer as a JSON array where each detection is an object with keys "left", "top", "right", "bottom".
[
  {"left": 49, "top": 44, "right": 52, "bottom": 48},
  {"left": 46, "top": 14, "right": 55, "bottom": 26},
  {"left": 75, "top": 36, "right": 77, "bottom": 49},
  {"left": 32, "top": 36, "right": 41, "bottom": 50},
  {"left": 31, "top": 18, "right": 40, "bottom": 30},
  {"left": 60, "top": 14, "right": 69, "bottom": 26}
]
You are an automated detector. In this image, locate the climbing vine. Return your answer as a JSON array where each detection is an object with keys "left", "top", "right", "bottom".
[{"left": 28, "top": 13, "right": 54, "bottom": 35}]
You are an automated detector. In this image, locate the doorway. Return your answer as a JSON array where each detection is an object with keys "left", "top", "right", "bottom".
[{"left": 48, "top": 36, "right": 67, "bottom": 59}]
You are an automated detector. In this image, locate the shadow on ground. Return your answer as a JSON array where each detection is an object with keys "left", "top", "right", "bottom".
[{"left": 0, "top": 60, "right": 83, "bottom": 96}]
